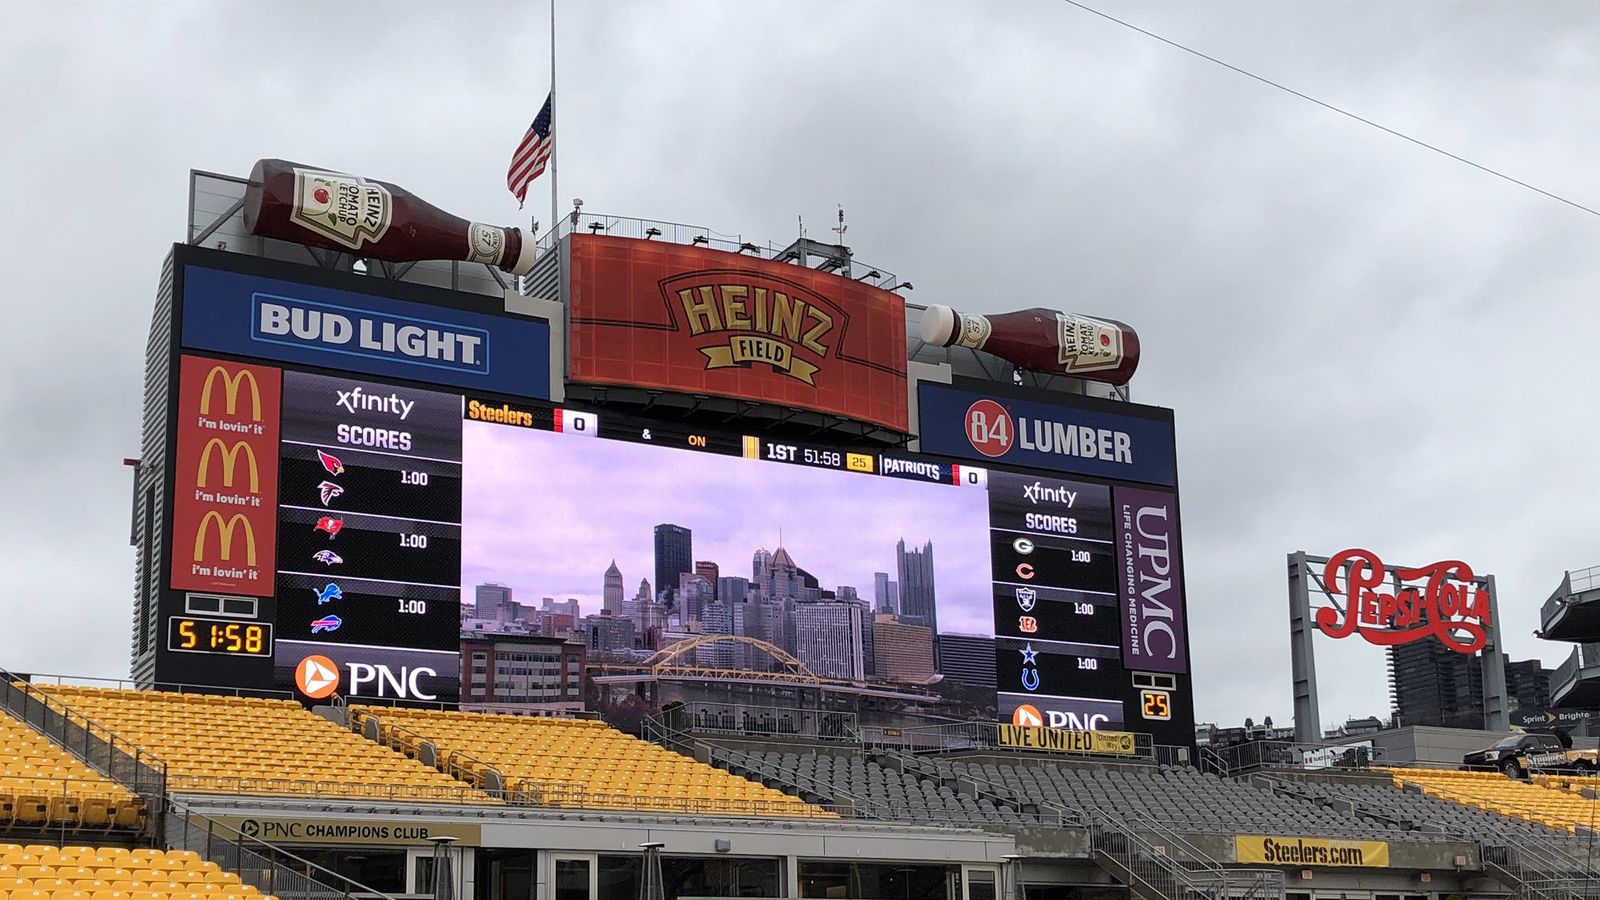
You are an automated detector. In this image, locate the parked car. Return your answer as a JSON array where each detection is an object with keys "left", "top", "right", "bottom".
[{"left": 1462, "top": 731, "right": 1596, "bottom": 778}]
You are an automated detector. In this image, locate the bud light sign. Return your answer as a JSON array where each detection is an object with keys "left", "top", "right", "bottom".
[
  {"left": 179, "top": 261, "right": 550, "bottom": 398},
  {"left": 917, "top": 382, "right": 1176, "bottom": 486}
]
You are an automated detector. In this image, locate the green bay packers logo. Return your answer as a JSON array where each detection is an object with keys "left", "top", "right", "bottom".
[{"left": 663, "top": 270, "right": 841, "bottom": 385}]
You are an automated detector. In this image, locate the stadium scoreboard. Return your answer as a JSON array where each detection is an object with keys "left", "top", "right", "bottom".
[{"left": 140, "top": 244, "right": 1195, "bottom": 747}]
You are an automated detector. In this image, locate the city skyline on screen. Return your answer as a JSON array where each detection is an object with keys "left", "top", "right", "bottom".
[{"left": 460, "top": 422, "right": 994, "bottom": 636}]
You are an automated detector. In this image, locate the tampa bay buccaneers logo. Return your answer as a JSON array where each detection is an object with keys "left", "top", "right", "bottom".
[{"left": 662, "top": 270, "right": 841, "bottom": 385}]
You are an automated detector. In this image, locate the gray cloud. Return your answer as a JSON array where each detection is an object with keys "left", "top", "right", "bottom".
[{"left": 3, "top": 1, "right": 1596, "bottom": 732}]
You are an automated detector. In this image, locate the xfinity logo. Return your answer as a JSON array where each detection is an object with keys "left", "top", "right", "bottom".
[
  {"left": 1023, "top": 482, "right": 1077, "bottom": 506},
  {"left": 337, "top": 386, "right": 415, "bottom": 420}
]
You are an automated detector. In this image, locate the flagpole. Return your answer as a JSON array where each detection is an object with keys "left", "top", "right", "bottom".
[{"left": 549, "top": 0, "right": 559, "bottom": 241}]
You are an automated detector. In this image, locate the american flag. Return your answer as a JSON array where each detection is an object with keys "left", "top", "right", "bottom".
[{"left": 507, "top": 93, "right": 553, "bottom": 207}]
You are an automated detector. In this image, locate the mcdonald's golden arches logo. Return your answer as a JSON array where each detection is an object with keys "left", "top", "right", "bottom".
[
  {"left": 193, "top": 511, "right": 257, "bottom": 566},
  {"left": 200, "top": 365, "right": 262, "bottom": 420},
  {"left": 196, "top": 439, "right": 260, "bottom": 492}
]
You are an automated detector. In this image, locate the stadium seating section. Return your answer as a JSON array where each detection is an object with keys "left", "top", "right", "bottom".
[
  {"left": 34, "top": 687, "right": 491, "bottom": 804},
  {"left": 1387, "top": 767, "right": 1600, "bottom": 835},
  {"left": 350, "top": 707, "right": 833, "bottom": 818},
  {"left": 0, "top": 713, "right": 142, "bottom": 831},
  {"left": 1272, "top": 773, "right": 1576, "bottom": 844},
  {"left": 0, "top": 844, "right": 266, "bottom": 900},
  {"left": 719, "top": 749, "right": 1024, "bottom": 824}
]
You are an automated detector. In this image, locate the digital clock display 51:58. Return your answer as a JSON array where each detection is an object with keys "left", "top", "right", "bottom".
[{"left": 166, "top": 616, "right": 273, "bottom": 657}]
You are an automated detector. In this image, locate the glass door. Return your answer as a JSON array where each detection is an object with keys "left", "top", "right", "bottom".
[
  {"left": 964, "top": 866, "right": 1000, "bottom": 900},
  {"left": 552, "top": 854, "right": 596, "bottom": 900}
]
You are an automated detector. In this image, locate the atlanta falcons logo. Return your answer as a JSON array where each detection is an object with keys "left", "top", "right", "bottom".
[{"left": 318, "top": 481, "right": 345, "bottom": 506}]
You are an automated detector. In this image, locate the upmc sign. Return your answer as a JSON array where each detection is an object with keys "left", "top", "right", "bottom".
[
  {"left": 169, "top": 355, "right": 281, "bottom": 595},
  {"left": 567, "top": 234, "right": 909, "bottom": 432},
  {"left": 918, "top": 382, "right": 1176, "bottom": 486}
]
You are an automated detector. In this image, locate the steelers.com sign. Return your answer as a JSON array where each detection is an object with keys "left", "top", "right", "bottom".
[{"left": 917, "top": 382, "right": 1176, "bottom": 487}]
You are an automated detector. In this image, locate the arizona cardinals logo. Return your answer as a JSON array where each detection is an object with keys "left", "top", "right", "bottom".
[
  {"left": 317, "top": 450, "right": 345, "bottom": 476},
  {"left": 318, "top": 481, "right": 345, "bottom": 506},
  {"left": 315, "top": 516, "right": 344, "bottom": 538}
]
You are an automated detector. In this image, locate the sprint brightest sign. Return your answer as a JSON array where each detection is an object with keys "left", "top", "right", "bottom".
[{"left": 1235, "top": 836, "right": 1390, "bottom": 868}]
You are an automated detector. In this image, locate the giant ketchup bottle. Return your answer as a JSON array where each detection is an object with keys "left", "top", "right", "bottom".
[
  {"left": 920, "top": 305, "right": 1141, "bottom": 384},
  {"left": 243, "top": 158, "right": 537, "bottom": 276}
]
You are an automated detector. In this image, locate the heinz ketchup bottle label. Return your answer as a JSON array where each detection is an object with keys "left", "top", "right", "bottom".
[
  {"left": 289, "top": 168, "right": 395, "bottom": 250},
  {"left": 1055, "top": 313, "right": 1123, "bottom": 374}
]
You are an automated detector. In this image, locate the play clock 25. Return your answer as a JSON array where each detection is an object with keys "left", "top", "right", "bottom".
[{"left": 167, "top": 616, "right": 273, "bottom": 657}]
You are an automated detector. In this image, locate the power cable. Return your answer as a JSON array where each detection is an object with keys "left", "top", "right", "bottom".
[{"left": 1059, "top": 0, "right": 1600, "bottom": 219}]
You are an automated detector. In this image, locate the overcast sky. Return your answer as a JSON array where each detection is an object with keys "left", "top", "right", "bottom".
[{"left": 4, "top": 1, "right": 1598, "bottom": 732}]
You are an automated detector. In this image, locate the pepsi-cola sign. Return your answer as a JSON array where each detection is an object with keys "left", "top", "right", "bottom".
[{"left": 917, "top": 382, "right": 1176, "bottom": 486}]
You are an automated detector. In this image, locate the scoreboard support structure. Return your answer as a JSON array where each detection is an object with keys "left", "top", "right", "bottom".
[{"left": 1286, "top": 550, "right": 1509, "bottom": 743}]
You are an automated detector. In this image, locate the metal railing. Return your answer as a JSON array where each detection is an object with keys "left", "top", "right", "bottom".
[
  {"left": 0, "top": 671, "right": 167, "bottom": 837},
  {"left": 1089, "top": 806, "right": 1285, "bottom": 900},
  {"left": 16, "top": 671, "right": 296, "bottom": 700},
  {"left": 1198, "top": 739, "right": 1379, "bottom": 777},
  {"left": 660, "top": 702, "right": 859, "bottom": 743},
  {"left": 166, "top": 802, "right": 398, "bottom": 900},
  {"left": 532, "top": 212, "right": 900, "bottom": 289}
]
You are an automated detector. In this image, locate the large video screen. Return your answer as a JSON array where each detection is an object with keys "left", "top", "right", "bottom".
[{"left": 165, "top": 355, "right": 1191, "bottom": 740}]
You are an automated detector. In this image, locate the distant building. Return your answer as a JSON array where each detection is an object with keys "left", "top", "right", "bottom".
[
  {"left": 794, "top": 601, "right": 864, "bottom": 681},
  {"left": 475, "top": 583, "right": 513, "bottom": 619},
  {"left": 872, "top": 615, "right": 935, "bottom": 683},
  {"left": 717, "top": 576, "right": 750, "bottom": 606},
  {"left": 1388, "top": 644, "right": 1545, "bottom": 729},
  {"left": 541, "top": 597, "right": 579, "bottom": 620},
  {"left": 896, "top": 540, "right": 937, "bottom": 633},
  {"left": 654, "top": 523, "right": 693, "bottom": 605},
  {"left": 694, "top": 561, "right": 720, "bottom": 600},
  {"left": 678, "top": 573, "right": 715, "bottom": 624},
  {"left": 582, "top": 614, "right": 636, "bottom": 658},
  {"left": 1505, "top": 658, "right": 1553, "bottom": 713},
  {"left": 873, "top": 572, "right": 899, "bottom": 616},
  {"left": 603, "top": 560, "right": 625, "bottom": 615},
  {"left": 935, "top": 633, "right": 996, "bottom": 688},
  {"left": 461, "top": 632, "right": 585, "bottom": 712}
]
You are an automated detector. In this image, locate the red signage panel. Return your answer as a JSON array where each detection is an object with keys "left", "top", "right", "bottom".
[
  {"left": 567, "top": 234, "right": 909, "bottom": 432},
  {"left": 169, "top": 355, "right": 282, "bottom": 596},
  {"left": 1314, "top": 547, "right": 1491, "bottom": 654}
]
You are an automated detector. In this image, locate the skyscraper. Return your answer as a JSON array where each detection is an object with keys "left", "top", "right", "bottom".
[
  {"left": 896, "top": 539, "right": 937, "bottom": 633},
  {"left": 794, "top": 601, "right": 864, "bottom": 681},
  {"left": 873, "top": 572, "right": 899, "bottom": 616},
  {"left": 695, "top": 561, "right": 721, "bottom": 601},
  {"left": 873, "top": 615, "right": 936, "bottom": 683},
  {"left": 602, "top": 560, "right": 624, "bottom": 615},
  {"left": 654, "top": 523, "right": 693, "bottom": 606},
  {"left": 475, "top": 583, "right": 512, "bottom": 619},
  {"left": 936, "top": 633, "right": 997, "bottom": 688}
]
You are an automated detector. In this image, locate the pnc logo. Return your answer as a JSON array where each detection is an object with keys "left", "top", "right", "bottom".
[
  {"left": 193, "top": 511, "right": 256, "bottom": 565},
  {"left": 1012, "top": 704, "right": 1044, "bottom": 727},
  {"left": 200, "top": 366, "right": 263, "bottom": 420},
  {"left": 197, "top": 439, "right": 260, "bottom": 492},
  {"left": 666, "top": 271, "right": 840, "bottom": 385},
  {"left": 964, "top": 399, "right": 1013, "bottom": 458},
  {"left": 295, "top": 655, "right": 340, "bottom": 700}
]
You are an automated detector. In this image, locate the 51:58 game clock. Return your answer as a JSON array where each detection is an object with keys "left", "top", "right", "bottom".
[{"left": 167, "top": 616, "right": 273, "bottom": 657}]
